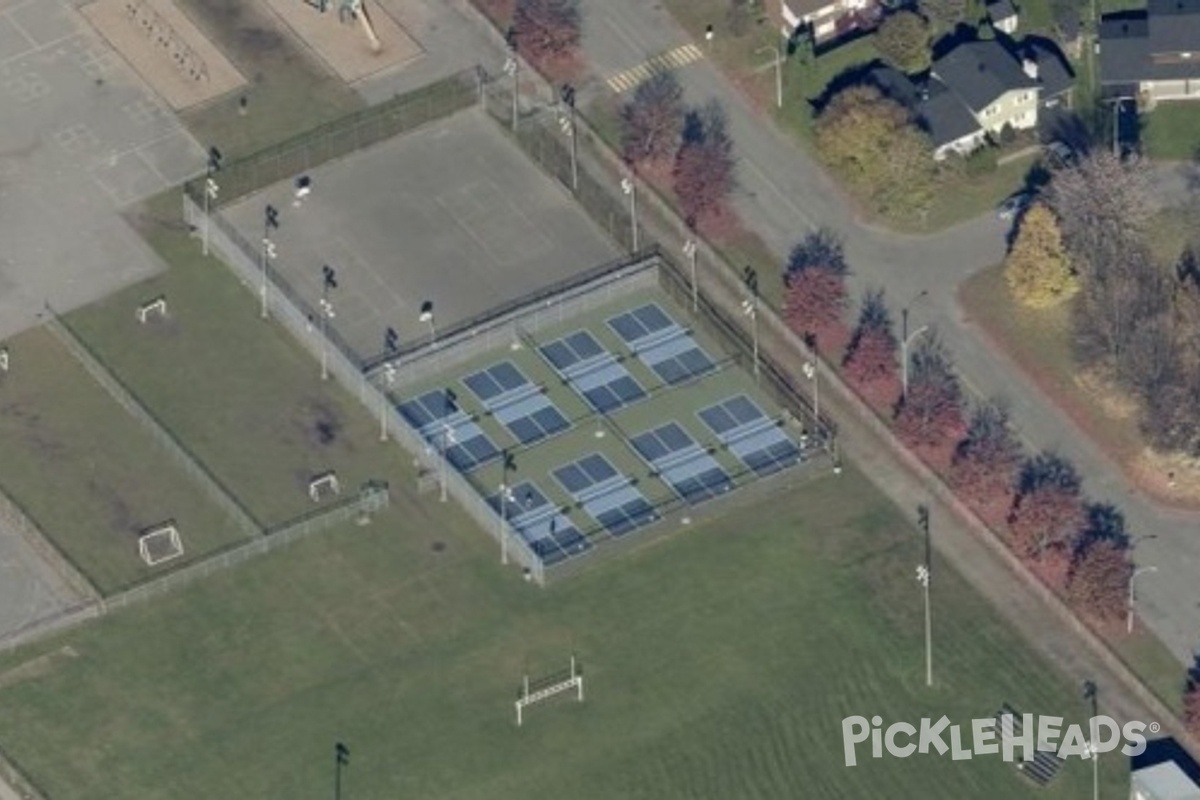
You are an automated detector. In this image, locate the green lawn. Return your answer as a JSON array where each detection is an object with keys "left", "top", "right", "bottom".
[
  {"left": 0, "top": 328, "right": 249, "bottom": 594},
  {"left": 64, "top": 195, "right": 415, "bottom": 527},
  {"left": 175, "top": 0, "right": 363, "bottom": 160},
  {"left": 1141, "top": 101, "right": 1200, "bottom": 160},
  {"left": 0, "top": 463, "right": 1130, "bottom": 799}
]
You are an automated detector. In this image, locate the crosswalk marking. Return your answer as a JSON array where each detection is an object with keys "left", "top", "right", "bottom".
[{"left": 605, "top": 43, "right": 704, "bottom": 94}]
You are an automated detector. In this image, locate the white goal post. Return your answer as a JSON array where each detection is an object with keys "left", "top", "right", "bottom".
[
  {"left": 309, "top": 471, "right": 341, "bottom": 502},
  {"left": 136, "top": 296, "right": 168, "bottom": 323},
  {"left": 515, "top": 655, "right": 583, "bottom": 726},
  {"left": 138, "top": 523, "right": 184, "bottom": 566}
]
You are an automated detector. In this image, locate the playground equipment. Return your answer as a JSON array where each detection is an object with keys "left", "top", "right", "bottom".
[{"left": 305, "top": 0, "right": 382, "bottom": 53}]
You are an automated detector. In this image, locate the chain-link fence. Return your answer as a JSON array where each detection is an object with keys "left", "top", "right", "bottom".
[
  {"left": 0, "top": 485, "right": 99, "bottom": 603},
  {"left": 184, "top": 68, "right": 481, "bottom": 207},
  {"left": 43, "top": 308, "right": 263, "bottom": 541},
  {"left": 0, "top": 483, "right": 389, "bottom": 657}
]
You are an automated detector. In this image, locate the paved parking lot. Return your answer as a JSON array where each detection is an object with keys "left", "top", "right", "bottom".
[{"left": 220, "top": 107, "right": 620, "bottom": 362}]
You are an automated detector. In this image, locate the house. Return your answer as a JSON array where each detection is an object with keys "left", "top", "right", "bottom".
[
  {"left": 867, "top": 38, "right": 1074, "bottom": 158},
  {"left": 1130, "top": 760, "right": 1200, "bottom": 800},
  {"left": 932, "top": 40, "right": 1040, "bottom": 134},
  {"left": 988, "top": 0, "right": 1019, "bottom": 35},
  {"left": 773, "top": 0, "right": 883, "bottom": 46},
  {"left": 1099, "top": 0, "right": 1200, "bottom": 105}
]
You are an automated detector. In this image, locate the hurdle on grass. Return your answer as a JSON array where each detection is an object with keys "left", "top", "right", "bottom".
[
  {"left": 136, "top": 296, "right": 168, "bottom": 323},
  {"left": 138, "top": 522, "right": 184, "bottom": 566},
  {"left": 515, "top": 655, "right": 583, "bottom": 726}
]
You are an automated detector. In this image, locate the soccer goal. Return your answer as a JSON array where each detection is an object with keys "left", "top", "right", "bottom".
[
  {"left": 136, "top": 296, "right": 168, "bottom": 323},
  {"left": 138, "top": 523, "right": 183, "bottom": 566},
  {"left": 309, "top": 471, "right": 341, "bottom": 502},
  {"left": 515, "top": 655, "right": 583, "bottom": 726}
]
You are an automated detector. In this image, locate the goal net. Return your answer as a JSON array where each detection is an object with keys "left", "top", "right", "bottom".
[{"left": 138, "top": 524, "right": 184, "bottom": 566}]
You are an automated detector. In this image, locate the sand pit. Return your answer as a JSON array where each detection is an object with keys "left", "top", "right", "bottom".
[
  {"left": 81, "top": 0, "right": 246, "bottom": 111},
  {"left": 262, "top": 0, "right": 423, "bottom": 83}
]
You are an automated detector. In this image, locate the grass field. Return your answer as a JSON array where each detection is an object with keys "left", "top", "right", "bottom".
[
  {"left": 65, "top": 194, "right": 415, "bottom": 527},
  {"left": 0, "top": 462, "right": 1130, "bottom": 799},
  {"left": 1141, "top": 102, "right": 1200, "bottom": 161},
  {"left": 0, "top": 328, "right": 249, "bottom": 594}
]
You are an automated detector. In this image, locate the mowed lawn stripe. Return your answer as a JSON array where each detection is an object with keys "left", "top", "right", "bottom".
[{"left": 0, "top": 463, "right": 1126, "bottom": 799}]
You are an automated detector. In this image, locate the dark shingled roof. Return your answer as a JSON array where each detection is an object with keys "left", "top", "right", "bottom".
[
  {"left": 1099, "top": 0, "right": 1200, "bottom": 83},
  {"left": 988, "top": 0, "right": 1017, "bottom": 21},
  {"left": 1025, "top": 39, "right": 1075, "bottom": 97},
  {"left": 866, "top": 66, "right": 983, "bottom": 148},
  {"left": 932, "top": 40, "right": 1039, "bottom": 112}
]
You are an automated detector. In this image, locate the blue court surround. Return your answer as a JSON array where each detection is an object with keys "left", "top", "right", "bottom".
[
  {"left": 630, "top": 421, "right": 733, "bottom": 505},
  {"left": 552, "top": 453, "right": 657, "bottom": 536},
  {"left": 698, "top": 394, "right": 801, "bottom": 477},
  {"left": 539, "top": 330, "right": 645, "bottom": 413}
]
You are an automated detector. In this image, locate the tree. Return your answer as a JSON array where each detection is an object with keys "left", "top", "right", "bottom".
[
  {"left": 1047, "top": 151, "right": 1153, "bottom": 279},
  {"left": 1185, "top": 662, "right": 1200, "bottom": 737},
  {"left": 814, "top": 85, "right": 937, "bottom": 219},
  {"left": 1007, "top": 452, "right": 1086, "bottom": 559},
  {"left": 1139, "top": 253, "right": 1200, "bottom": 457},
  {"left": 919, "top": 0, "right": 968, "bottom": 30},
  {"left": 875, "top": 11, "right": 932, "bottom": 74},
  {"left": 951, "top": 399, "right": 1022, "bottom": 518},
  {"left": 620, "top": 71, "right": 685, "bottom": 168},
  {"left": 673, "top": 102, "right": 736, "bottom": 232},
  {"left": 1066, "top": 539, "right": 1132, "bottom": 623},
  {"left": 894, "top": 333, "right": 966, "bottom": 450},
  {"left": 512, "top": 0, "right": 582, "bottom": 76},
  {"left": 843, "top": 288, "right": 899, "bottom": 387},
  {"left": 783, "top": 228, "right": 850, "bottom": 341},
  {"left": 1004, "top": 202, "right": 1078, "bottom": 308}
]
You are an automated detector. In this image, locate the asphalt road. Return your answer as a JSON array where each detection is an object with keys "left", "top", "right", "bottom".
[{"left": 576, "top": 0, "right": 1200, "bottom": 665}]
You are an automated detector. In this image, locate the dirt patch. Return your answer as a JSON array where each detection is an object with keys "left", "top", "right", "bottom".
[
  {"left": 1074, "top": 367, "right": 1139, "bottom": 421},
  {"left": 80, "top": 0, "right": 247, "bottom": 110},
  {"left": 1131, "top": 449, "right": 1200, "bottom": 507},
  {"left": 295, "top": 397, "right": 346, "bottom": 449},
  {"left": 261, "top": 0, "right": 423, "bottom": 83}
]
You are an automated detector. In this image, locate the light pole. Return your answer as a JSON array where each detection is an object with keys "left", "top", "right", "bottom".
[
  {"left": 439, "top": 423, "right": 457, "bottom": 503},
  {"left": 333, "top": 742, "right": 349, "bottom": 800},
  {"left": 319, "top": 265, "right": 337, "bottom": 381},
  {"left": 622, "top": 176, "right": 639, "bottom": 252},
  {"left": 742, "top": 266, "right": 759, "bottom": 380},
  {"left": 802, "top": 360, "right": 819, "bottom": 425},
  {"left": 561, "top": 84, "right": 578, "bottom": 192},
  {"left": 1082, "top": 680, "right": 1099, "bottom": 800},
  {"left": 379, "top": 362, "right": 396, "bottom": 442},
  {"left": 756, "top": 44, "right": 783, "bottom": 109},
  {"left": 260, "top": 204, "right": 279, "bottom": 319},
  {"left": 683, "top": 239, "right": 698, "bottom": 312},
  {"left": 499, "top": 449, "right": 516, "bottom": 564},
  {"left": 419, "top": 300, "right": 436, "bottom": 347},
  {"left": 201, "top": 146, "right": 221, "bottom": 257},
  {"left": 504, "top": 28, "right": 519, "bottom": 133},
  {"left": 901, "top": 325, "right": 930, "bottom": 401},
  {"left": 1127, "top": 565, "right": 1158, "bottom": 634},
  {"left": 917, "top": 504, "right": 932, "bottom": 687}
]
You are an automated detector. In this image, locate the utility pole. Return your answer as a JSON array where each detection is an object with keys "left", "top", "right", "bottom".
[
  {"left": 333, "top": 742, "right": 349, "bottom": 800},
  {"left": 1127, "top": 565, "right": 1158, "bottom": 634},
  {"left": 742, "top": 266, "right": 759, "bottom": 381},
  {"left": 756, "top": 44, "right": 783, "bottom": 109},
  {"left": 900, "top": 290, "right": 928, "bottom": 401},
  {"left": 1083, "top": 680, "right": 1099, "bottom": 800},
  {"left": 379, "top": 362, "right": 396, "bottom": 442},
  {"left": 499, "top": 450, "right": 516, "bottom": 564}
]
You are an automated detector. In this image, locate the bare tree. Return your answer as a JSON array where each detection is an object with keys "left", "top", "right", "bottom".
[
  {"left": 620, "top": 71, "right": 685, "bottom": 167},
  {"left": 512, "top": 0, "right": 582, "bottom": 74},
  {"left": 1047, "top": 151, "right": 1153, "bottom": 280},
  {"left": 894, "top": 332, "right": 966, "bottom": 449}
]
